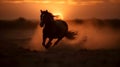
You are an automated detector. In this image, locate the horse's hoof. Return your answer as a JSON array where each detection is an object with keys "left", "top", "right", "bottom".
[
  {"left": 45, "top": 46, "right": 49, "bottom": 49},
  {"left": 45, "top": 47, "right": 48, "bottom": 49},
  {"left": 42, "top": 43, "right": 45, "bottom": 46},
  {"left": 49, "top": 42, "right": 52, "bottom": 45}
]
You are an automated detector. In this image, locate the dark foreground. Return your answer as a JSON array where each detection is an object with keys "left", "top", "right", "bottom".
[{"left": 0, "top": 45, "right": 120, "bottom": 67}]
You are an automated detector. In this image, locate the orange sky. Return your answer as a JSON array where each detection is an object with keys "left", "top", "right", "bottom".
[{"left": 0, "top": 0, "right": 120, "bottom": 20}]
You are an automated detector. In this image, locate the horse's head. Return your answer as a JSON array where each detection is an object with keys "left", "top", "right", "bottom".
[{"left": 40, "top": 10, "right": 54, "bottom": 27}]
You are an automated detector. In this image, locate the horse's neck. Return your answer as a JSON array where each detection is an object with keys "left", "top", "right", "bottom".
[{"left": 45, "top": 20, "right": 55, "bottom": 27}]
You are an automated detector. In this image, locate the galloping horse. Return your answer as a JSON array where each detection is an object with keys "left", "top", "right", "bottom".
[{"left": 40, "top": 10, "right": 76, "bottom": 49}]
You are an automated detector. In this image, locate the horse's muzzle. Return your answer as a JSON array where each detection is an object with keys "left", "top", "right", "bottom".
[
  {"left": 40, "top": 23, "right": 43, "bottom": 27},
  {"left": 40, "top": 22, "right": 44, "bottom": 27}
]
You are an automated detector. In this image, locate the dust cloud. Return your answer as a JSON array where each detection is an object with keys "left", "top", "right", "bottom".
[{"left": 65, "top": 20, "right": 120, "bottom": 50}]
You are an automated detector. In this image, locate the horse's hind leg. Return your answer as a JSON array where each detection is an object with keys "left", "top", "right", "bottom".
[
  {"left": 53, "top": 37, "right": 63, "bottom": 47},
  {"left": 45, "top": 38, "right": 53, "bottom": 49}
]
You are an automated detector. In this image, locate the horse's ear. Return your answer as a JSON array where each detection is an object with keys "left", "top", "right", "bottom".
[
  {"left": 46, "top": 10, "right": 48, "bottom": 12},
  {"left": 40, "top": 10, "right": 42, "bottom": 12}
]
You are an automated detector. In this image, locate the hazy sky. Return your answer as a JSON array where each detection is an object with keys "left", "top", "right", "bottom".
[{"left": 0, "top": 0, "right": 120, "bottom": 20}]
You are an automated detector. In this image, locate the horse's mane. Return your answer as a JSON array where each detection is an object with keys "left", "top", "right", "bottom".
[
  {"left": 47, "top": 12, "right": 53, "bottom": 17},
  {"left": 44, "top": 11, "right": 53, "bottom": 17},
  {"left": 45, "top": 11, "right": 54, "bottom": 21}
]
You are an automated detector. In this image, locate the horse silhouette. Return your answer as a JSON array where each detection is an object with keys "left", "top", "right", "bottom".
[{"left": 40, "top": 10, "right": 76, "bottom": 49}]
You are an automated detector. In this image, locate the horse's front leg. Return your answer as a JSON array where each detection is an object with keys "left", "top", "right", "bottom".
[
  {"left": 45, "top": 38, "right": 53, "bottom": 49},
  {"left": 53, "top": 38, "right": 63, "bottom": 47},
  {"left": 42, "top": 35, "right": 47, "bottom": 48}
]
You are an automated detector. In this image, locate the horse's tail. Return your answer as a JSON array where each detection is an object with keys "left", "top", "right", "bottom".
[{"left": 65, "top": 31, "right": 77, "bottom": 40}]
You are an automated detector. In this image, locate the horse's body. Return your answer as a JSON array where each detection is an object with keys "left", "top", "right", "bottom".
[
  {"left": 43, "top": 20, "right": 68, "bottom": 38},
  {"left": 40, "top": 10, "right": 76, "bottom": 49}
]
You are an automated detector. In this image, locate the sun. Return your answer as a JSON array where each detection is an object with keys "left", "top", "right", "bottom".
[{"left": 53, "top": 13, "right": 64, "bottom": 20}]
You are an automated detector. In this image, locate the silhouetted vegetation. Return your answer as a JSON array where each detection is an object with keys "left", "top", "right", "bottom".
[
  {"left": 72, "top": 18, "right": 120, "bottom": 30},
  {"left": 91, "top": 18, "right": 120, "bottom": 29},
  {"left": 104, "top": 19, "right": 120, "bottom": 29},
  {"left": 73, "top": 19, "right": 84, "bottom": 24},
  {"left": 91, "top": 18, "right": 105, "bottom": 29},
  {"left": 0, "top": 17, "right": 38, "bottom": 29},
  {"left": 15, "top": 17, "right": 27, "bottom": 22}
]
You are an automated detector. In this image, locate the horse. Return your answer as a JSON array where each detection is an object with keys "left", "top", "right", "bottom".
[{"left": 40, "top": 10, "right": 76, "bottom": 49}]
